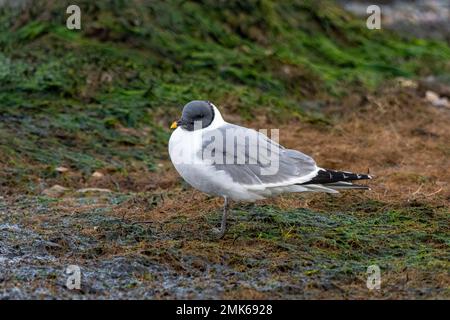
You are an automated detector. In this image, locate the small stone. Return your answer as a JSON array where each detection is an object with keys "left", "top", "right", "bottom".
[
  {"left": 42, "top": 185, "right": 69, "bottom": 197},
  {"left": 55, "top": 167, "right": 69, "bottom": 173},
  {"left": 92, "top": 171, "right": 104, "bottom": 178},
  {"left": 425, "top": 91, "right": 449, "bottom": 108},
  {"left": 398, "top": 78, "right": 417, "bottom": 89}
]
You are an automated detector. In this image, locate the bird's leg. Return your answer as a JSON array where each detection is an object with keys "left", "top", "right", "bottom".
[{"left": 213, "top": 196, "right": 228, "bottom": 239}]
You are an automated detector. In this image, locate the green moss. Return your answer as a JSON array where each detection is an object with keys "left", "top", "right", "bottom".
[
  {"left": 1, "top": 0, "right": 450, "bottom": 190},
  {"left": 205, "top": 201, "right": 449, "bottom": 278}
]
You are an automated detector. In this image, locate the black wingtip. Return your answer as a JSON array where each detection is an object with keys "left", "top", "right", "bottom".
[{"left": 301, "top": 169, "right": 373, "bottom": 185}]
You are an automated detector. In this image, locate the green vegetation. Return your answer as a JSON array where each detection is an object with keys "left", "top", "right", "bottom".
[
  {"left": 0, "top": 0, "right": 449, "bottom": 299},
  {"left": 1, "top": 0, "right": 450, "bottom": 189},
  {"left": 1, "top": 193, "right": 447, "bottom": 298}
]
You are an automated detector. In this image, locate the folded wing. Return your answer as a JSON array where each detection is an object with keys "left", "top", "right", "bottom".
[{"left": 199, "top": 124, "right": 319, "bottom": 187}]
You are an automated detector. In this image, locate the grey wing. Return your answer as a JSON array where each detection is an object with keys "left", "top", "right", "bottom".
[{"left": 199, "top": 124, "right": 318, "bottom": 186}]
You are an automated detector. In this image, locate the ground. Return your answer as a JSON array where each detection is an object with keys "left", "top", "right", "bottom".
[{"left": 0, "top": 0, "right": 449, "bottom": 299}]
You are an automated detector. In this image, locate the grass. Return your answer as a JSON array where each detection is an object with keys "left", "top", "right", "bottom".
[
  {"left": 1, "top": 185, "right": 448, "bottom": 298},
  {"left": 0, "top": 0, "right": 449, "bottom": 299},
  {"left": 1, "top": 0, "right": 450, "bottom": 190}
]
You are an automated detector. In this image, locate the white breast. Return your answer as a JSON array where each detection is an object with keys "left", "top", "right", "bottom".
[{"left": 168, "top": 126, "right": 264, "bottom": 201}]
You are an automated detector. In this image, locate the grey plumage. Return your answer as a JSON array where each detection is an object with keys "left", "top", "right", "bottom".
[{"left": 199, "top": 123, "right": 317, "bottom": 186}]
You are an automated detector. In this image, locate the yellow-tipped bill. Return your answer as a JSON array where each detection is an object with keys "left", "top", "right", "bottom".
[{"left": 170, "top": 121, "right": 178, "bottom": 129}]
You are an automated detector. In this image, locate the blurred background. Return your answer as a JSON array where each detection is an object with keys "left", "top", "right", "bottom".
[{"left": 0, "top": 0, "right": 448, "bottom": 299}]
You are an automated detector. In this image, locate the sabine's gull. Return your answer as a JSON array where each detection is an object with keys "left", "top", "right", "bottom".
[{"left": 169, "top": 100, "right": 372, "bottom": 238}]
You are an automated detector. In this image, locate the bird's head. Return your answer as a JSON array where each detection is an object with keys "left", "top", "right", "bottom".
[{"left": 170, "top": 100, "right": 216, "bottom": 131}]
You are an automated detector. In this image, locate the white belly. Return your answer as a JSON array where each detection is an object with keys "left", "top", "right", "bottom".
[{"left": 168, "top": 128, "right": 263, "bottom": 201}]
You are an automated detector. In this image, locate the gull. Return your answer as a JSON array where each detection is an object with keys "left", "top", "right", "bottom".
[{"left": 169, "top": 100, "right": 372, "bottom": 238}]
